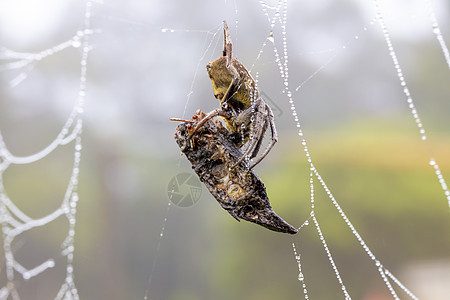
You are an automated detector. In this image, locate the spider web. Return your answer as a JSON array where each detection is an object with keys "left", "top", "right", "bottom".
[
  {"left": 0, "top": 1, "right": 92, "bottom": 299},
  {"left": 1, "top": 0, "right": 449, "bottom": 299}
]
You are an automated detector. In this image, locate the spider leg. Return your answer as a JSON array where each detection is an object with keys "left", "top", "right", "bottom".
[
  {"left": 222, "top": 21, "right": 233, "bottom": 67},
  {"left": 220, "top": 21, "right": 240, "bottom": 106},
  {"left": 232, "top": 117, "right": 267, "bottom": 168},
  {"left": 220, "top": 63, "right": 240, "bottom": 107},
  {"left": 188, "top": 108, "right": 230, "bottom": 140},
  {"left": 231, "top": 98, "right": 266, "bottom": 168},
  {"left": 249, "top": 103, "right": 278, "bottom": 169}
]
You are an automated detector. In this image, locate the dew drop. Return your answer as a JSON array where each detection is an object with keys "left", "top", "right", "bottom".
[
  {"left": 72, "top": 39, "right": 81, "bottom": 48},
  {"left": 48, "top": 260, "right": 56, "bottom": 268}
]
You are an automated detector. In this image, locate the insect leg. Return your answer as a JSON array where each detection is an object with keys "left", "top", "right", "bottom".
[{"left": 188, "top": 108, "right": 230, "bottom": 140}]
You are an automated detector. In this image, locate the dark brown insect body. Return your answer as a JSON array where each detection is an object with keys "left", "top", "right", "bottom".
[{"left": 174, "top": 111, "right": 297, "bottom": 234}]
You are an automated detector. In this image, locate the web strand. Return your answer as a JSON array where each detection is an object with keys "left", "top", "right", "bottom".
[
  {"left": 425, "top": 0, "right": 450, "bottom": 70},
  {"left": 0, "top": 1, "right": 93, "bottom": 299},
  {"left": 144, "top": 24, "right": 222, "bottom": 300},
  {"left": 373, "top": 0, "right": 450, "bottom": 209}
]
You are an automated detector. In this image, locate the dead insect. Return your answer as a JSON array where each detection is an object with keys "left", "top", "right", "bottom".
[
  {"left": 174, "top": 110, "right": 297, "bottom": 234},
  {"left": 189, "top": 20, "right": 278, "bottom": 169}
]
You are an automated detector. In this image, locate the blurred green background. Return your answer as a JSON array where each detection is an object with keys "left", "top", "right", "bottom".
[{"left": 0, "top": 0, "right": 449, "bottom": 299}]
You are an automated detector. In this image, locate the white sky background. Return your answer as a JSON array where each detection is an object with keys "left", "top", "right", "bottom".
[
  {"left": 0, "top": 0, "right": 447, "bottom": 43},
  {"left": 0, "top": 0, "right": 72, "bottom": 45}
]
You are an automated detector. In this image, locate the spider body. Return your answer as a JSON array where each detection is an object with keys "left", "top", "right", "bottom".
[
  {"left": 206, "top": 56, "right": 256, "bottom": 144},
  {"left": 190, "top": 21, "right": 278, "bottom": 169},
  {"left": 207, "top": 56, "right": 256, "bottom": 112}
]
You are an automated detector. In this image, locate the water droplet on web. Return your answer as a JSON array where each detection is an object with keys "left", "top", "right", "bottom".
[
  {"left": 298, "top": 272, "right": 304, "bottom": 281},
  {"left": 72, "top": 39, "right": 81, "bottom": 48}
]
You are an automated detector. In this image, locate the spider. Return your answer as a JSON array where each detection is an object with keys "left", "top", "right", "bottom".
[{"left": 189, "top": 21, "right": 278, "bottom": 169}]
